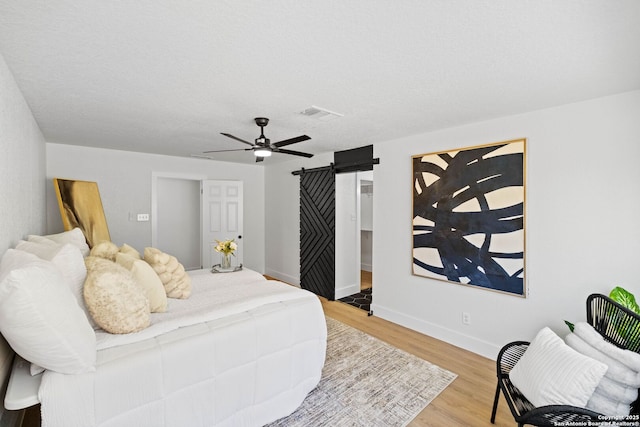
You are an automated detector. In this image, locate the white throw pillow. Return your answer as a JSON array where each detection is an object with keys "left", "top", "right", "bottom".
[
  {"left": 115, "top": 253, "right": 168, "bottom": 313},
  {"left": 83, "top": 257, "right": 150, "bottom": 334},
  {"left": 566, "top": 322, "right": 640, "bottom": 416},
  {"left": 510, "top": 327, "right": 608, "bottom": 408},
  {"left": 0, "top": 249, "right": 96, "bottom": 374},
  {"left": 28, "top": 227, "right": 90, "bottom": 257},
  {"left": 15, "top": 239, "right": 92, "bottom": 325}
]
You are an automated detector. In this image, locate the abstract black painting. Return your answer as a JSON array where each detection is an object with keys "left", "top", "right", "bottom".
[{"left": 412, "top": 139, "right": 526, "bottom": 297}]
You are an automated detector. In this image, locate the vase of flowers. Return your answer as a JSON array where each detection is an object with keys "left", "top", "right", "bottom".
[{"left": 214, "top": 239, "right": 237, "bottom": 269}]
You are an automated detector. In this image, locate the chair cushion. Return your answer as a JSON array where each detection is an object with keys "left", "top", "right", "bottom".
[{"left": 510, "top": 327, "right": 608, "bottom": 408}]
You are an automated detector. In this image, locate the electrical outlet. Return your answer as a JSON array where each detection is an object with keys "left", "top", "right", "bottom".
[
  {"left": 137, "top": 213, "right": 150, "bottom": 222},
  {"left": 462, "top": 312, "right": 471, "bottom": 325}
]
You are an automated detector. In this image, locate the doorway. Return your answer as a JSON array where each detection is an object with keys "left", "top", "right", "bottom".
[
  {"left": 152, "top": 174, "right": 243, "bottom": 271},
  {"left": 153, "top": 175, "right": 203, "bottom": 270},
  {"left": 337, "top": 171, "right": 373, "bottom": 312}
]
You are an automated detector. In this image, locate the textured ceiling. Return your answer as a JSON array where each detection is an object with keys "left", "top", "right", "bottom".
[{"left": 1, "top": 1, "right": 639, "bottom": 164}]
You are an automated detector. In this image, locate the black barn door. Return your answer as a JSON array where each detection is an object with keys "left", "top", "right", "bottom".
[{"left": 300, "top": 169, "right": 335, "bottom": 300}]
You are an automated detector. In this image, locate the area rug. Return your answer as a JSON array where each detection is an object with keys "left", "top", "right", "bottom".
[{"left": 267, "top": 317, "right": 457, "bottom": 427}]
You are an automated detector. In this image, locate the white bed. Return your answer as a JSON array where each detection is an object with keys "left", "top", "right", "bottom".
[{"left": 5, "top": 268, "right": 327, "bottom": 427}]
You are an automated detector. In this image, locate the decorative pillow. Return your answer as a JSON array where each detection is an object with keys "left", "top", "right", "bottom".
[
  {"left": 0, "top": 249, "right": 96, "bottom": 374},
  {"left": 115, "top": 253, "right": 167, "bottom": 313},
  {"left": 510, "top": 327, "right": 608, "bottom": 408},
  {"left": 14, "top": 239, "right": 94, "bottom": 327},
  {"left": 28, "top": 227, "right": 90, "bottom": 257},
  {"left": 90, "top": 240, "right": 119, "bottom": 261},
  {"left": 83, "top": 257, "right": 150, "bottom": 334},
  {"left": 115, "top": 251, "right": 137, "bottom": 270},
  {"left": 119, "top": 243, "right": 141, "bottom": 260},
  {"left": 143, "top": 247, "right": 191, "bottom": 299}
]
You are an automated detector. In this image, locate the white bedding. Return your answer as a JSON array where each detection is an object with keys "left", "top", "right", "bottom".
[{"left": 38, "top": 268, "right": 327, "bottom": 427}]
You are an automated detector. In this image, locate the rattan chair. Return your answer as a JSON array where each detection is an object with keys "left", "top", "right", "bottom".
[
  {"left": 491, "top": 293, "right": 640, "bottom": 426},
  {"left": 586, "top": 293, "right": 640, "bottom": 353},
  {"left": 490, "top": 341, "right": 602, "bottom": 426}
]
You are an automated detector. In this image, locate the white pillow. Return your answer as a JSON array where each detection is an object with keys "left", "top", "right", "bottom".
[
  {"left": 566, "top": 322, "right": 640, "bottom": 416},
  {"left": 115, "top": 253, "right": 167, "bottom": 313},
  {"left": 28, "top": 227, "right": 90, "bottom": 257},
  {"left": 0, "top": 249, "right": 96, "bottom": 374},
  {"left": 14, "top": 239, "right": 92, "bottom": 325},
  {"left": 510, "top": 327, "right": 608, "bottom": 408}
]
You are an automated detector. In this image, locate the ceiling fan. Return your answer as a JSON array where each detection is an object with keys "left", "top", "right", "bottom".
[{"left": 204, "top": 117, "right": 313, "bottom": 162}]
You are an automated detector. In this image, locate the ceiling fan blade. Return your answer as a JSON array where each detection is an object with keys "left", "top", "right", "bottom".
[
  {"left": 220, "top": 133, "right": 255, "bottom": 146},
  {"left": 272, "top": 135, "right": 311, "bottom": 148},
  {"left": 202, "top": 148, "right": 252, "bottom": 153},
  {"left": 275, "top": 148, "right": 314, "bottom": 158},
  {"left": 255, "top": 156, "right": 264, "bottom": 163}
]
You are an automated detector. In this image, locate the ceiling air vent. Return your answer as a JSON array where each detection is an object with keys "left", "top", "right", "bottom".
[{"left": 300, "top": 105, "right": 343, "bottom": 121}]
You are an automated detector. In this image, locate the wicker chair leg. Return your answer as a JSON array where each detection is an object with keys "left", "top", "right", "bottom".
[{"left": 490, "top": 381, "right": 501, "bottom": 423}]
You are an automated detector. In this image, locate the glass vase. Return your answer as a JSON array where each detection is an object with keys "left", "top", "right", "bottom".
[{"left": 220, "top": 253, "right": 232, "bottom": 269}]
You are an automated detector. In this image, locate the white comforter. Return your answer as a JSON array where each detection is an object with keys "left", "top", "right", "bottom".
[{"left": 38, "top": 269, "right": 327, "bottom": 427}]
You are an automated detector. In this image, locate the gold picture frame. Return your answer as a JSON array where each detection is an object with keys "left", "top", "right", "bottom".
[{"left": 53, "top": 178, "right": 111, "bottom": 248}]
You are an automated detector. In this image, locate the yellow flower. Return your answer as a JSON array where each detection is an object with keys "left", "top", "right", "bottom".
[{"left": 214, "top": 239, "right": 236, "bottom": 256}]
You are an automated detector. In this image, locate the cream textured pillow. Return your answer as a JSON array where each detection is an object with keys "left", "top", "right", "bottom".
[
  {"left": 116, "top": 253, "right": 167, "bottom": 313},
  {"left": 144, "top": 247, "right": 191, "bottom": 299},
  {"left": 83, "top": 257, "right": 150, "bottom": 334},
  {"left": 0, "top": 249, "right": 96, "bottom": 374},
  {"left": 90, "top": 240, "right": 120, "bottom": 261},
  {"left": 14, "top": 239, "right": 93, "bottom": 326},
  {"left": 510, "top": 327, "right": 608, "bottom": 408},
  {"left": 120, "top": 243, "right": 141, "bottom": 259},
  {"left": 28, "top": 227, "right": 90, "bottom": 257}
]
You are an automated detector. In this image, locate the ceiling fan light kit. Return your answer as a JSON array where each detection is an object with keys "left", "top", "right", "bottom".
[
  {"left": 203, "top": 117, "right": 313, "bottom": 162},
  {"left": 254, "top": 148, "right": 272, "bottom": 157}
]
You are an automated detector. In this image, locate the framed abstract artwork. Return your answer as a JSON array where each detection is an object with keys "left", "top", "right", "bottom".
[
  {"left": 412, "top": 139, "right": 526, "bottom": 297},
  {"left": 53, "top": 178, "right": 111, "bottom": 248}
]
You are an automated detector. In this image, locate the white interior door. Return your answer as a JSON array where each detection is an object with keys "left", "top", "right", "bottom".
[{"left": 201, "top": 180, "right": 244, "bottom": 268}]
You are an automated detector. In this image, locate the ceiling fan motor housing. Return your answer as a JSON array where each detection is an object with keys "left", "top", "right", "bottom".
[{"left": 254, "top": 117, "right": 269, "bottom": 127}]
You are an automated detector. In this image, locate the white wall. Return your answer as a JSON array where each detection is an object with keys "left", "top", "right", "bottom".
[
  {"left": 263, "top": 152, "right": 335, "bottom": 284},
  {"left": 265, "top": 90, "right": 640, "bottom": 359},
  {"left": 0, "top": 52, "right": 46, "bottom": 414},
  {"left": 46, "top": 144, "right": 267, "bottom": 273}
]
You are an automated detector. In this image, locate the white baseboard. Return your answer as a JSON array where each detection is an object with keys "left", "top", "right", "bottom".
[
  {"left": 335, "top": 283, "right": 360, "bottom": 300},
  {"left": 264, "top": 269, "right": 300, "bottom": 287},
  {"left": 370, "top": 303, "right": 499, "bottom": 360},
  {"left": 360, "top": 263, "right": 372, "bottom": 272}
]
